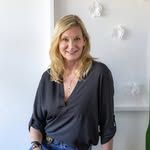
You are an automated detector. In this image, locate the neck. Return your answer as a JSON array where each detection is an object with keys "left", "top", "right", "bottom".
[{"left": 64, "top": 61, "right": 79, "bottom": 74}]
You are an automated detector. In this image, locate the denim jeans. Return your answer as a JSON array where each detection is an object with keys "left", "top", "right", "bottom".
[
  {"left": 46, "top": 142, "right": 78, "bottom": 150},
  {"left": 29, "top": 140, "right": 78, "bottom": 150}
]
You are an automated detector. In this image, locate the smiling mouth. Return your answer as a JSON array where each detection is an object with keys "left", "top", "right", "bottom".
[{"left": 65, "top": 50, "right": 78, "bottom": 54}]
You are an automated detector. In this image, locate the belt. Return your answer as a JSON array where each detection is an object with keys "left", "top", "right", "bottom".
[
  {"left": 45, "top": 135, "right": 91, "bottom": 150},
  {"left": 46, "top": 135, "right": 54, "bottom": 144},
  {"left": 45, "top": 135, "right": 76, "bottom": 149}
]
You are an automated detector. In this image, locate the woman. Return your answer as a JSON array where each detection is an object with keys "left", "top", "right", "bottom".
[{"left": 29, "top": 14, "right": 116, "bottom": 150}]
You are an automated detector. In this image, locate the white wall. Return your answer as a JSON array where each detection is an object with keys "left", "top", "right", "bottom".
[
  {"left": 0, "top": 0, "right": 51, "bottom": 149},
  {"left": 0, "top": 0, "right": 150, "bottom": 150},
  {"left": 54, "top": 0, "right": 150, "bottom": 109},
  {"left": 54, "top": 0, "right": 150, "bottom": 150}
]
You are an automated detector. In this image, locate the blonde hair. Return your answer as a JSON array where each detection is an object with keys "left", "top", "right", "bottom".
[{"left": 50, "top": 14, "right": 93, "bottom": 83}]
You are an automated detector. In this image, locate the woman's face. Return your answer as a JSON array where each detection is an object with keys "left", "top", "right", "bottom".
[{"left": 59, "top": 26, "right": 85, "bottom": 63}]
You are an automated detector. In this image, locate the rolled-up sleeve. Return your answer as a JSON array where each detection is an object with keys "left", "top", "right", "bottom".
[
  {"left": 28, "top": 74, "right": 46, "bottom": 134},
  {"left": 98, "top": 67, "right": 116, "bottom": 144}
]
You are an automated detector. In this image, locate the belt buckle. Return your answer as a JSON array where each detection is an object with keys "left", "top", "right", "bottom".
[{"left": 46, "top": 136, "right": 54, "bottom": 144}]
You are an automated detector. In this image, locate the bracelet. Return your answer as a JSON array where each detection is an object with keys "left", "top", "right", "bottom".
[{"left": 31, "top": 141, "right": 41, "bottom": 150}]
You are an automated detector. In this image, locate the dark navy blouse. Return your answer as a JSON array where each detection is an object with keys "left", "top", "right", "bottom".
[{"left": 29, "top": 61, "right": 116, "bottom": 149}]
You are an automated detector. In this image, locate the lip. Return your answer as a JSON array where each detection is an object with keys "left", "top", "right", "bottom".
[{"left": 65, "top": 50, "right": 78, "bottom": 54}]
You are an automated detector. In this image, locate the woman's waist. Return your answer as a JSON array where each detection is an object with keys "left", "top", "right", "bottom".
[{"left": 43, "top": 134, "right": 91, "bottom": 150}]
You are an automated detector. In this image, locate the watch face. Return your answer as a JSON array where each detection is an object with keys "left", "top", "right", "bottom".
[
  {"left": 32, "top": 144, "right": 41, "bottom": 149},
  {"left": 32, "top": 144, "right": 38, "bottom": 149},
  {"left": 31, "top": 141, "right": 41, "bottom": 149}
]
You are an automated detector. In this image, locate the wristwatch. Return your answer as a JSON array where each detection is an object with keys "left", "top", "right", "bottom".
[{"left": 31, "top": 141, "right": 42, "bottom": 150}]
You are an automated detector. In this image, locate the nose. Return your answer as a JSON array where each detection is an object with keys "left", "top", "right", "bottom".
[{"left": 68, "top": 39, "right": 75, "bottom": 49}]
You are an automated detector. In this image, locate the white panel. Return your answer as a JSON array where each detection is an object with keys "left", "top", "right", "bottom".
[{"left": 0, "top": 0, "right": 53, "bottom": 149}]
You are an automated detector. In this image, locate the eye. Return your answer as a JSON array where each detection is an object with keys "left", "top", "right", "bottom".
[
  {"left": 61, "top": 38, "right": 69, "bottom": 42},
  {"left": 74, "top": 37, "right": 81, "bottom": 41}
]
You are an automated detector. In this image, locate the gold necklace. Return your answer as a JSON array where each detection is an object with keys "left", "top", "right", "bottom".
[
  {"left": 67, "top": 77, "right": 75, "bottom": 94},
  {"left": 64, "top": 74, "right": 77, "bottom": 97}
]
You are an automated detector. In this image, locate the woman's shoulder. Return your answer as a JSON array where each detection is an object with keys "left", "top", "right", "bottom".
[
  {"left": 39, "top": 68, "right": 51, "bottom": 82},
  {"left": 92, "top": 60, "right": 111, "bottom": 74}
]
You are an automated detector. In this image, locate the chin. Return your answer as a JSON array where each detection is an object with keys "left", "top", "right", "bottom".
[{"left": 65, "top": 57, "right": 80, "bottom": 62}]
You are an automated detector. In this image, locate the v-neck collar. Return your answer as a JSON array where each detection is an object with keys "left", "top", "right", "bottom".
[{"left": 61, "top": 80, "right": 80, "bottom": 106}]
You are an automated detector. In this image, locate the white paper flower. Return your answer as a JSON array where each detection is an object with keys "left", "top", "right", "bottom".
[
  {"left": 112, "top": 25, "right": 125, "bottom": 40},
  {"left": 89, "top": 0, "right": 103, "bottom": 17},
  {"left": 126, "top": 82, "right": 140, "bottom": 96}
]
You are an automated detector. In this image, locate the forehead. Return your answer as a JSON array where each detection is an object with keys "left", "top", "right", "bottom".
[{"left": 61, "top": 26, "right": 83, "bottom": 37}]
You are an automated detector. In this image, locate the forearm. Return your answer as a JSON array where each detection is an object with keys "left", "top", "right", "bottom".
[
  {"left": 30, "top": 126, "right": 43, "bottom": 143},
  {"left": 102, "top": 139, "right": 113, "bottom": 150}
]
